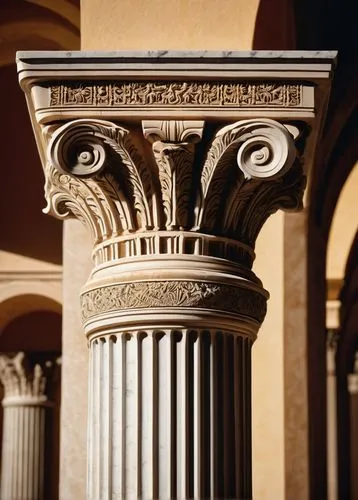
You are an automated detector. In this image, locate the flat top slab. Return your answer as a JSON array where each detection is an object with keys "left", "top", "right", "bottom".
[
  {"left": 17, "top": 50, "right": 336, "bottom": 130},
  {"left": 17, "top": 50, "right": 338, "bottom": 90},
  {"left": 17, "top": 50, "right": 337, "bottom": 64}
]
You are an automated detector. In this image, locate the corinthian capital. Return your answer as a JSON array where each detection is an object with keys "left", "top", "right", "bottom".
[
  {"left": 17, "top": 51, "right": 335, "bottom": 268},
  {"left": 0, "top": 352, "right": 56, "bottom": 405}
]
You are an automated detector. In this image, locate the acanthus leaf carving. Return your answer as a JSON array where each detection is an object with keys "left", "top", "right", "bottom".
[
  {"left": 143, "top": 121, "right": 204, "bottom": 229},
  {"left": 45, "top": 119, "right": 156, "bottom": 242},
  {"left": 196, "top": 119, "right": 297, "bottom": 233},
  {"left": 42, "top": 116, "right": 305, "bottom": 264},
  {"left": 236, "top": 159, "right": 306, "bottom": 245}
]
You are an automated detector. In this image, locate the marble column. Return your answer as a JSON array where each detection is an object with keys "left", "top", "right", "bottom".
[
  {"left": 348, "top": 357, "right": 358, "bottom": 500},
  {"left": 0, "top": 353, "right": 53, "bottom": 500},
  {"left": 326, "top": 321, "right": 339, "bottom": 500},
  {"left": 17, "top": 51, "right": 335, "bottom": 499}
]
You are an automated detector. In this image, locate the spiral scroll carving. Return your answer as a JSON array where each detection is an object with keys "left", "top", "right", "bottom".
[
  {"left": 196, "top": 119, "right": 301, "bottom": 237},
  {"left": 45, "top": 118, "right": 155, "bottom": 242},
  {"left": 235, "top": 120, "right": 296, "bottom": 180},
  {"left": 48, "top": 121, "right": 107, "bottom": 176}
]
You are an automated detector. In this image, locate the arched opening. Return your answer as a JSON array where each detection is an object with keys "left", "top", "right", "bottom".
[
  {"left": 0, "top": 3, "right": 79, "bottom": 498},
  {"left": 0, "top": 0, "right": 80, "bottom": 266},
  {"left": 308, "top": 95, "right": 358, "bottom": 500},
  {"left": 252, "top": 3, "right": 358, "bottom": 497},
  {"left": 334, "top": 232, "right": 358, "bottom": 500},
  {"left": 0, "top": 294, "right": 62, "bottom": 499},
  {"left": 0, "top": 310, "right": 61, "bottom": 351},
  {"left": 325, "top": 162, "right": 358, "bottom": 500}
]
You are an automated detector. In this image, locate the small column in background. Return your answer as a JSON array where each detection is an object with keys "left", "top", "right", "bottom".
[
  {"left": 348, "top": 354, "right": 358, "bottom": 500},
  {"left": 0, "top": 352, "right": 55, "bottom": 500}
]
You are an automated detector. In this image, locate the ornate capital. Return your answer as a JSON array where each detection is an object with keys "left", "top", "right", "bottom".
[
  {"left": 42, "top": 117, "right": 304, "bottom": 264},
  {"left": 17, "top": 52, "right": 335, "bottom": 334},
  {"left": 17, "top": 52, "right": 334, "bottom": 267},
  {"left": 348, "top": 354, "right": 358, "bottom": 394},
  {"left": 348, "top": 374, "right": 358, "bottom": 395},
  {"left": 0, "top": 352, "right": 57, "bottom": 406}
]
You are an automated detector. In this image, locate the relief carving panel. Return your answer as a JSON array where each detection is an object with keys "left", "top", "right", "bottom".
[
  {"left": 81, "top": 280, "right": 267, "bottom": 322},
  {"left": 50, "top": 82, "right": 302, "bottom": 107}
]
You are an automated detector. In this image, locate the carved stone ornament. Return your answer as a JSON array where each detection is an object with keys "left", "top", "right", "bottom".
[
  {"left": 49, "top": 81, "right": 302, "bottom": 108},
  {"left": 348, "top": 354, "right": 358, "bottom": 394},
  {"left": 81, "top": 280, "right": 267, "bottom": 322},
  {"left": 0, "top": 352, "right": 51, "bottom": 403},
  {"left": 16, "top": 51, "right": 336, "bottom": 313},
  {"left": 44, "top": 117, "right": 304, "bottom": 259}
]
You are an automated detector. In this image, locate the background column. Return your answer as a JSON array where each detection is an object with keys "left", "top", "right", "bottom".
[
  {"left": 0, "top": 352, "right": 53, "bottom": 500},
  {"left": 348, "top": 357, "right": 358, "bottom": 500}
]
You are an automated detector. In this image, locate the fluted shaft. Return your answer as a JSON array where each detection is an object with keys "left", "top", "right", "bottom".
[
  {"left": 0, "top": 353, "right": 54, "bottom": 500},
  {"left": 1, "top": 399, "right": 48, "bottom": 500},
  {"left": 87, "top": 330, "right": 252, "bottom": 499}
]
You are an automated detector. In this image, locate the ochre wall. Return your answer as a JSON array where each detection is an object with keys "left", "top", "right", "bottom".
[
  {"left": 327, "top": 162, "right": 358, "bottom": 280},
  {"left": 253, "top": 213, "right": 285, "bottom": 500},
  {"left": 59, "top": 220, "right": 92, "bottom": 500},
  {"left": 82, "top": 0, "right": 260, "bottom": 50}
]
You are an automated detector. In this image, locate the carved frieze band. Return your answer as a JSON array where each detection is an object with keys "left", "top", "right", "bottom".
[
  {"left": 50, "top": 81, "right": 302, "bottom": 107},
  {"left": 81, "top": 280, "right": 267, "bottom": 322}
]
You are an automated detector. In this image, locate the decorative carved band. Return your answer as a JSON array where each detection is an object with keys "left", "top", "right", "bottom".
[
  {"left": 92, "top": 231, "right": 254, "bottom": 268},
  {"left": 50, "top": 82, "right": 302, "bottom": 108},
  {"left": 81, "top": 280, "right": 267, "bottom": 322}
]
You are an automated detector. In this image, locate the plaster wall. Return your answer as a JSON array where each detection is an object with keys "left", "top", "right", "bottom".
[
  {"left": 253, "top": 213, "right": 285, "bottom": 500},
  {"left": 81, "top": 0, "right": 260, "bottom": 50},
  {"left": 327, "top": 162, "right": 358, "bottom": 280},
  {"left": 59, "top": 220, "right": 92, "bottom": 500},
  {"left": 0, "top": 251, "right": 61, "bottom": 273}
]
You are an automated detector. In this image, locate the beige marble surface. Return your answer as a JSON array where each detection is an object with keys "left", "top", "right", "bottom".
[
  {"left": 252, "top": 212, "right": 285, "bottom": 500},
  {"left": 283, "top": 211, "right": 309, "bottom": 500},
  {"left": 59, "top": 220, "right": 92, "bottom": 500}
]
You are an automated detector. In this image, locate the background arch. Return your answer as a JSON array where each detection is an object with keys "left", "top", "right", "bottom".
[{"left": 0, "top": 284, "right": 61, "bottom": 333}]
